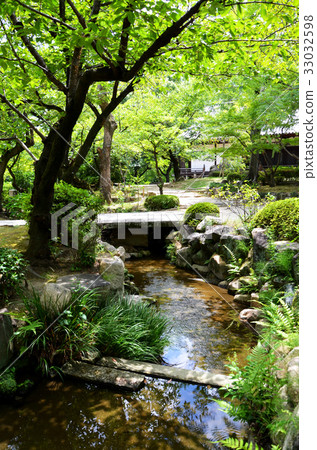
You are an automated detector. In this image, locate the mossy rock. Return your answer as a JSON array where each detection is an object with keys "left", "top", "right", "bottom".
[
  {"left": 144, "top": 194, "right": 179, "bottom": 211},
  {"left": 251, "top": 198, "right": 299, "bottom": 241},
  {"left": 184, "top": 202, "right": 220, "bottom": 228}
]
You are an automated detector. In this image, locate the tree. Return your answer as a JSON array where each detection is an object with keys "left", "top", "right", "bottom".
[{"left": 0, "top": 0, "right": 298, "bottom": 258}]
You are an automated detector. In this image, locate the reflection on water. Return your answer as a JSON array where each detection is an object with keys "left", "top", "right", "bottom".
[{"left": 0, "top": 259, "right": 254, "bottom": 449}]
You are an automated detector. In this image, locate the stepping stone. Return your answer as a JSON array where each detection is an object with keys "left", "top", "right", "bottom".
[{"left": 61, "top": 360, "right": 145, "bottom": 391}]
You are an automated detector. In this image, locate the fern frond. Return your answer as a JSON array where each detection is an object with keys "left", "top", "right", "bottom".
[{"left": 211, "top": 437, "right": 263, "bottom": 449}]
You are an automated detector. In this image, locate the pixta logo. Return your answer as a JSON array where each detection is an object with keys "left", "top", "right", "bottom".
[{"left": 51, "top": 203, "right": 97, "bottom": 249}]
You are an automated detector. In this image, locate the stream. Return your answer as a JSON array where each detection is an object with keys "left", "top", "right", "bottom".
[{"left": 0, "top": 258, "right": 255, "bottom": 449}]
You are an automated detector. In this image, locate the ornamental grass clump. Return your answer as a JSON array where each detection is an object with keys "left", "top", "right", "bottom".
[
  {"left": 184, "top": 202, "right": 220, "bottom": 228},
  {"left": 144, "top": 194, "right": 179, "bottom": 211},
  {"left": 95, "top": 296, "right": 170, "bottom": 362},
  {"left": 251, "top": 198, "right": 299, "bottom": 241}
]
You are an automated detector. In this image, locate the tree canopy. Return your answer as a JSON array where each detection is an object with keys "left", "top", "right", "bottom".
[{"left": 0, "top": 0, "right": 298, "bottom": 258}]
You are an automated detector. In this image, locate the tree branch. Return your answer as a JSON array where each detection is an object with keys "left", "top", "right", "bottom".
[
  {"left": 0, "top": 94, "right": 46, "bottom": 142},
  {"left": 10, "top": 14, "right": 68, "bottom": 94},
  {"left": 14, "top": 0, "right": 76, "bottom": 30}
]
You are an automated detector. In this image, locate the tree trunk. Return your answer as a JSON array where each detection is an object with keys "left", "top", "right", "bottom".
[
  {"left": 247, "top": 151, "right": 260, "bottom": 182},
  {"left": 153, "top": 148, "right": 164, "bottom": 195},
  {"left": 98, "top": 113, "right": 117, "bottom": 204},
  {"left": 169, "top": 150, "right": 181, "bottom": 181},
  {"left": 26, "top": 116, "right": 79, "bottom": 260}
]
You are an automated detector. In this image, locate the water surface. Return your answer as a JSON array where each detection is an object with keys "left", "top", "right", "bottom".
[{"left": 0, "top": 258, "right": 254, "bottom": 449}]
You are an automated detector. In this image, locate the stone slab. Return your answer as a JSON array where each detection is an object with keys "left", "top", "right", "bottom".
[
  {"left": 97, "top": 356, "right": 231, "bottom": 388},
  {"left": 61, "top": 360, "right": 145, "bottom": 391}
]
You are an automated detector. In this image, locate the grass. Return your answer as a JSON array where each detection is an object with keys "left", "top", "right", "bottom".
[
  {"left": 95, "top": 296, "right": 170, "bottom": 362},
  {"left": 168, "top": 176, "right": 221, "bottom": 190},
  {"left": 0, "top": 225, "right": 29, "bottom": 252}
]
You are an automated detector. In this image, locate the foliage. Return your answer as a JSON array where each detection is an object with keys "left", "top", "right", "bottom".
[
  {"left": 0, "top": 367, "right": 33, "bottom": 400},
  {"left": 95, "top": 296, "right": 170, "bottom": 362},
  {"left": 220, "top": 343, "right": 284, "bottom": 432},
  {"left": 12, "top": 290, "right": 100, "bottom": 376},
  {"left": 251, "top": 198, "right": 299, "bottom": 241},
  {"left": 2, "top": 192, "right": 32, "bottom": 220},
  {"left": 226, "top": 172, "right": 243, "bottom": 183},
  {"left": 259, "top": 297, "right": 299, "bottom": 344},
  {"left": 184, "top": 202, "right": 220, "bottom": 227},
  {"left": 144, "top": 194, "right": 179, "bottom": 211},
  {"left": 211, "top": 437, "right": 281, "bottom": 449},
  {"left": 166, "top": 242, "right": 177, "bottom": 264},
  {"left": 52, "top": 181, "right": 104, "bottom": 213},
  {"left": 11, "top": 290, "right": 170, "bottom": 375},
  {"left": 223, "top": 245, "right": 243, "bottom": 281},
  {"left": 213, "top": 182, "right": 274, "bottom": 228},
  {"left": 0, "top": 247, "right": 27, "bottom": 300}
]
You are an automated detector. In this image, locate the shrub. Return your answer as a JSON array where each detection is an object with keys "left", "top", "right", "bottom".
[
  {"left": 184, "top": 202, "right": 220, "bottom": 227},
  {"left": 226, "top": 172, "right": 242, "bottom": 183},
  {"left": 251, "top": 198, "right": 299, "bottom": 241},
  {"left": 52, "top": 181, "right": 104, "bottom": 213},
  {"left": 2, "top": 192, "right": 32, "bottom": 220},
  {"left": 95, "top": 296, "right": 170, "bottom": 362},
  {"left": 3, "top": 181, "right": 104, "bottom": 221},
  {"left": 0, "top": 247, "right": 27, "bottom": 301},
  {"left": 144, "top": 194, "right": 179, "bottom": 211}
]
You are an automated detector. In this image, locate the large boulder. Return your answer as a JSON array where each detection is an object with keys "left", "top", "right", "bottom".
[
  {"left": 97, "top": 255, "right": 125, "bottom": 293},
  {"left": 191, "top": 248, "right": 210, "bottom": 265},
  {"left": 208, "top": 254, "right": 229, "bottom": 281},
  {"left": 203, "top": 225, "right": 235, "bottom": 244},
  {"left": 0, "top": 309, "right": 13, "bottom": 370},
  {"left": 175, "top": 247, "right": 193, "bottom": 269},
  {"left": 41, "top": 274, "right": 111, "bottom": 312},
  {"left": 239, "top": 308, "right": 263, "bottom": 332},
  {"left": 187, "top": 232, "right": 202, "bottom": 252},
  {"left": 219, "top": 234, "right": 250, "bottom": 261},
  {"left": 196, "top": 215, "right": 221, "bottom": 231}
]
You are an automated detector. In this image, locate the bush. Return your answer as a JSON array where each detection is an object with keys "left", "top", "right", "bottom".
[
  {"left": 0, "top": 247, "right": 27, "bottom": 301},
  {"left": 251, "top": 198, "right": 299, "bottom": 241},
  {"left": 144, "top": 194, "right": 179, "bottom": 211},
  {"left": 3, "top": 181, "right": 104, "bottom": 220},
  {"left": 226, "top": 172, "right": 242, "bottom": 183},
  {"left": 184, "top": 202, "right": 220, "bottom": 227},
  {"left": 2, "top": 192, "right": 32, "bottom": 220},
  {"left": 53, "top": 181, "right": 104, "bottom": 213}
]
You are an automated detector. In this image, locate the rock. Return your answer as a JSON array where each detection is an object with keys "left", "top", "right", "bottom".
[
  {"left": 203, "top": 225, "right": 235, "bottom": 244},
  {"left": 238, "top": 276, "right": 258, "bottom": 292},
  {"left": 192, "top": 264, "right": 210, "bottom": 276},
  {"left": 208, "top": 254, "right": 228, "bottom": 281},
  {"left": 287, "top": 356, "right": 299, "bottom": 407},
  {"left": 234, "top": 293, "right": 252, "bottom": 304},
  {"left": 41, "top": 283, "right": 72, "bottom": 312},
  {"left": 292, "top": 253, "right": 299, "bottom": 284},
  {"left": 274, "top": 241, "right": 299, "bottom": 253},
  {"left": 166, "top": 230, "right": 179, "bottom": 241},
  {"left": 98, "top": 356, "right": 231, "bottom": 387},
  {"left": 239, "top": 259, "right": 252, "bottom": 276},
  {"left": 179, "top": 224, "right": 196, "bottom": 243},
  {"left": 191, "top": 249, "right": 209, "bottom": 265},
  {"left": 98, "top": 240, "right": 117, "bottom": 254},
  {"left": 175, "top": 247, "right": 193, "bottom": 269},
  {"left": 276, "top": 347, "right": 299, "bottom": 379},
  {"left": 228, "top": 279, "right": 241, "bottom": 295},
  {"left": 42, "top": 274, "right": 112, "bottom": 311},
  {"left": 219, "top": 234, "right": 250, "bottom": 260},
  {"left": 116, "top": 246, "right": 126, "bottom": 262},
  {"left": 196, "top": 216, "right": 221, "bottom": 231},
  {"left": 278, "top": 384, "right": 290, "bottom": 410},
  {"left": 62, "top": 360, "right": 145, "bottom": 391},
  {"left": 218, "top": 280, "right": 229, "bottom": 289},
  {"left": 187, "top": 233, "right": 202, "bottom": 252},
  {"left": 250, "top": 293, "right": 261, "bottom": 308},
  {"left": 252, "top": 228, "right": 269, "bottom": 262},
  {"left": 281, "top": 405, "right": 299, "bottom": 450},
  {"left": 98, "top": 255, "right": 125, "bottom": 293},
  {"left": 239, "top": 308, "right": 263, "bottom": 332},
  {"left": 0, "top": 309, "right": 13, "bottom": 370}
]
